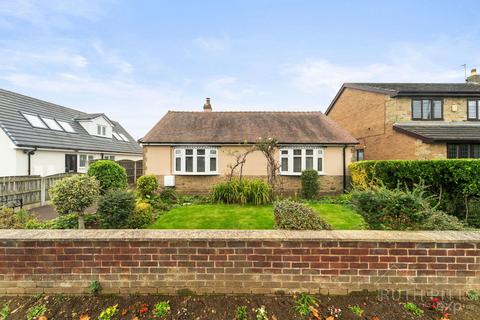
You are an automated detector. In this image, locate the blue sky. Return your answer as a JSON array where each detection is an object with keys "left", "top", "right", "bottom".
[{"left": 1, "top": 0, "right": 480, "bottom": 138}]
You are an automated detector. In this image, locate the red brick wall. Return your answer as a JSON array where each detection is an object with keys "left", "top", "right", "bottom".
[{"left": 0, "top": 230, "right": 478, "bottom": 295}]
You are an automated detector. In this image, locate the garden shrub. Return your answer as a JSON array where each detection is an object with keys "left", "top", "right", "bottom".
[
  {"left": 0, "top": 208, "right": 38, "bottom": 229},
  {"left": 49, "top": 175, "right": 100, "bottom": 229},
  {"left": 210, "top": 179, "right": 272, "bottom": 205},
  {"left": 136, "top": 175, "right": 159, "bottom": 198},
  {"left": 273, "top": 200, "right": 332, "bottom": 230},
  {"left": 97, "top": 190, "right": 135, "bottom": 229},
  {"left": 421, "top": 211, "right": 465, "bottom": 231},
  {"left": 159, "top": 187, "right": 178, "bottom": 204},
  {"left": 349, "top": 159, "right": 480, "bottom": 224},
  {"left": 128, "top": 201, "right": 155, "bottom": 228},
  {"left": 50, "top": 213, "right": 99, "bottom": 229},
  {"left": 301, "top": 169, "right": 319, "bottom": 199},
  {"left": 87, "top": 160, "right": 127, "bottom": 194},
  {"left": 349, "top": 184, "right": 464, "bottom": 230}
]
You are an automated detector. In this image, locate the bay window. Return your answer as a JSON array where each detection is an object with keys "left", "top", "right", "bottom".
[
  {"left": 174, "top": 147, "right": 218, "bottom": 174},
  {"left": 280, "top": 147, "right": 324, "bottom": 175}
]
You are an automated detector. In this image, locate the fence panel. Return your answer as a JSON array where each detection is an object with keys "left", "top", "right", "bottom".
[
  {"left": 0, "top": 176, "right": 41, "bottom": 205},
  {"left": 117, "top": 159, "right": 144, "bottom": 184}
]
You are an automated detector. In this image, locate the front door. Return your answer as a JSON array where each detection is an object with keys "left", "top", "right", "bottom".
[{"left": 65, "top": 154, "right": 77, "bottom": 173}]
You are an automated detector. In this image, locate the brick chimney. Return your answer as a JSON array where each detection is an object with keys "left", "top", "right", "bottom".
[
  {"left": 466, "top": 68, "right": 480, "bottom": 84},
  {"left": 203, "top": 97, "right": 212, "bottom": 112}
]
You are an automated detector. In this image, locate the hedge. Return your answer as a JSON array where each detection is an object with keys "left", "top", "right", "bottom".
[{"left": 349, "top": 159, "right": 480, "bottom": 222}]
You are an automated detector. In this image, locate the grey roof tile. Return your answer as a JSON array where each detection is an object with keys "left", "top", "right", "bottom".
[
  {"left": 393, "top": 122, "right": 480, "bottom": 142},
  {"left": 0, "top": 88, "right": 142, "bottom": 154}
]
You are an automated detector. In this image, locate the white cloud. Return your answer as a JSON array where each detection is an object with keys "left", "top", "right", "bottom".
[
  {"left": 204, "top": 75, "right": 256, "bottom": 101},
  {"left": 0, "top": 0, "right": 110, "bottom": 27},
  {"left": 285, "top": 39, "right": 472, "bottom": 99},
  {"left": 93, "top": 41, "right": 134, "bottom": 74},
  {"left": 193, "top": 35, "right": 231, "bottom": 53}
]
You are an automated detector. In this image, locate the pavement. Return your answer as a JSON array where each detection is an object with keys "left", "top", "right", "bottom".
[{"left": 29, "top": 204, "right": 97, "bottom": 221}]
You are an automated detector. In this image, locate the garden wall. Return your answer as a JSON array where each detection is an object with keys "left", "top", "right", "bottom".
[{"left": 0, "top": 230, "right": 478, "bottom": 296}]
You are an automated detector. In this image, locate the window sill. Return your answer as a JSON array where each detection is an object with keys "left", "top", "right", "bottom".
[
  {"left": 174, "top": 173, "right": 219, "bottom": 176},
  {"left": 280, "top": 172, "right": 325, "bottom": 176}
]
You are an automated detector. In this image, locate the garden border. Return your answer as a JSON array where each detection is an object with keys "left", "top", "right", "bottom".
[{"left": 0, "top": 230, "right": 479, "bottom": 296}]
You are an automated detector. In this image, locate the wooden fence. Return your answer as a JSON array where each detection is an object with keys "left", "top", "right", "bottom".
[
  {"left": 0, "top": 173, "right": 75, "bottom": 207},
  {"left": 117, "top": 159, "right": 143, "bottom": 184}
]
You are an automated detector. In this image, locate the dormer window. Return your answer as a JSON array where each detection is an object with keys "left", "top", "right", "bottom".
[
  {"left": 97, "top": 125, "right": 107, "bottom": 136},
  {"left": 412, "top": 99, "right": 443, "bottom": 120}
]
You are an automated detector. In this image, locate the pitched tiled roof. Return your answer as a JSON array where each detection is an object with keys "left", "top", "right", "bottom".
[
  {"left": 0, "top": 88, "right": 142, "bottom": 154},
  {"left": 326, "top": 82, "right": 480, "bottom": 114},
  {"left": 393, "top": 122, "right": 480, "bottom": 142},
  {"left": 141, "top": 111, "right": 358, "bottom": 145}
]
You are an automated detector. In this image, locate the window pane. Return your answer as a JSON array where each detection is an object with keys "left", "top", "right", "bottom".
[
  {"left": 197, "top": 156, "right": 205, "bottom": 172},
  {"left": 471, "top": 144, "right": 480, "bottom": 158},
  {"left": 281, "top": 150, "right": 288, "bottom": 155},
  {"left": 197, "top": 149, "right": 205, "bottom": 155},
  {"left": 185, "top": 156, "right": 193, "bottom": 172},
  {"left": 317, "top": 158, "right": 323, "bottom": 172},
  {"left": 281, "top": 157, "right": 288, "bottom": 171},
  {"left": 97, "top": 125, "right": 101, "bottom": 134},
  {"left": 305, "top": 157, "right": 313, "bottom": 170},
  {"left": 79, "top": 155, "right": 86, "bottom": 167},
  {"left": 24, "top": 114, "right": 47, "bottom": 128},
  {"left": 42, "top": 118, "right": 63, "bottom": 131},
  {"left": 305, "top": 149, "right": 313, "bottom": 155},
  {"left": 209, "top": 157, "right": 217, "bottom": 172},
  {"left": 459, "top": 144, "right": 470, "bottom": 158},
  {"left": 102, "top": 127, "right": 106, "bottom": 135},
  {"left": 119, "top": 133, "right": 129, "bottom": 141},
  {"left": 293, "top": 150, "right": 302, "bottom": 155},
  {"left": 468, "top": 101, "right": 477, "bottom": 119},
  {"left": 175, "top": 157, "right": 181, "bottom": 171},
  {"left": 57, "top": 121, "right": 75, "bottom": 133},
  {"left": 432, "top": 100, "right": 442, "bottom": 119},
  {"left": 186, "top": 149, "right": 193, "bottom": 155},
  {"left": 175, "top": 149, "right": 181, "bottom": 155},
  {"left": 356, "top": 149, "right": 365, "bottom": 161},
  {"left": 447, "top": 144, "right": 458, "bottom": 159},
  {"left": 293, "top": 157, "right": 302, "bottom": 172},
  {"left": 412, "top": 100, "right": 422, "bottom": 119},
  {"left": 210, "top": 149, "right": 217, "bottom": 155},
  {"left": 422, "top": 100, "right": 431, "bottom": 119}
]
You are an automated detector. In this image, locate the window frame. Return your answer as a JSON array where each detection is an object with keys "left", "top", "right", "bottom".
[
  {"left": 356, "top": 149, "right": 365, "bottom": 161},
  {"left": 97, "top": 124, "right": 107, "bottom": 136},
  {"left": 57, "top": 121, "right": 76, "bottom": 133},
  {"left": 279, "top": 146, "right": 325, "bottom": 176},
  {"left": 447, "top": 143, "right": 480, "bottom": 159},
  {"left": 22, "top": 113, "right": 48, "bottom": 129},
  {"left": 103, "top": 155, "right": 115, "bottom": 161},
  {"left": 173, "top": 146, "right": 218, "bottom": 175},
  {"left": 467, "top": 99, "right": 480, "bottom": 121},
  {"left": 411, "top": 98, "right": 443, "bottom": 121}
]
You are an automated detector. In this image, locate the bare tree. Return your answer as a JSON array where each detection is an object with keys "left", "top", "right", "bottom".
[
  {"left": 255, "top": 137, "right": 281, "bottom": 191},
  {"left": 226, "top": 146, "right": 255, "bottom": 180}
]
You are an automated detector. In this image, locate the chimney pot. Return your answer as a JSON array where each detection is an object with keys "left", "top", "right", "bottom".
[{"left": 203, "top": 97, "right": 212, "bottom": 112}]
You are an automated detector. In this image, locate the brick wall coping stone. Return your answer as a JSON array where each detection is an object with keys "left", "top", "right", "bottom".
[{"left": 0, "top": 229, "right": 479, "bottom": 242}]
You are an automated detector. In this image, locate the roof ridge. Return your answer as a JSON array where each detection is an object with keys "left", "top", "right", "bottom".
[{"left": 167, "top": 110, "right": 324, "bottom": 113}]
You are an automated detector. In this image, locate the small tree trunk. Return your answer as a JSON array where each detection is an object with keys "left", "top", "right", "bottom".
[
  {"left": 465, "top": 196, "right": 469, "bottom": 223},
  {"left": 78, "top": 214, "right": 85, "bottom": 229}
]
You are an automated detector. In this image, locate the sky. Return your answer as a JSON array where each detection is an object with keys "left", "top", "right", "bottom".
[{"left": 1, "top": 0, "right": 480, "bottom": 138}]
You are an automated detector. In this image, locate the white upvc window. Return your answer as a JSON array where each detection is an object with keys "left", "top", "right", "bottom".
[
  {"left": 104, "top": 155, "right": 115, "bottom": 161},
  {"left": 97, "top": 125, "right": 107, "bottom": 136},
  {"left": 279, "top": 147, "right": 324, "bottom": 175},
  {"left": 173, "top": 147, "right": 218, "bottom": 175},
  {"left": 79, "top": 154, "right": 95, "bottom": 168}
]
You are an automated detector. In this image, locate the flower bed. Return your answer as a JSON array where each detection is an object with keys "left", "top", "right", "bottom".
[{"left": 0, "top": 293, "right": 479, "bottom": 320}]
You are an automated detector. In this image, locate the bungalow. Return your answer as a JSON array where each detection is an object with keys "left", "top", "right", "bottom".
[
  {"left": 140, "top": 99, "right": 358, "bottom": 195},
  {"left": 0, "top": 88, "right": 142, "bottom": 177}
]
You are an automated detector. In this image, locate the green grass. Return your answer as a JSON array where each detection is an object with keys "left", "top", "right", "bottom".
[{"left": 148, "top": 202, "right": 364, "bottom": 230}]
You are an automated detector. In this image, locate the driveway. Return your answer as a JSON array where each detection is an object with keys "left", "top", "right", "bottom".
[{"left": 29, "top": 204, "right": 97, "bottom": 221}]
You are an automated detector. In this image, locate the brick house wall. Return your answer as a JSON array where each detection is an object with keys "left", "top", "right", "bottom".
[
  {"left": 327, "top": 88, "right": 463, "bottom": 160},
  {"left": 0, "top": 230, "right": 478, "bottom": 295}
]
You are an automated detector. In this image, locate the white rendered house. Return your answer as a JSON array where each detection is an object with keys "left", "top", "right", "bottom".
[{"left": 0, "top": 88, "right": 142, "bottom": 177}]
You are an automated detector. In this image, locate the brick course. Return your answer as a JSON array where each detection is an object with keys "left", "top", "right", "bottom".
[{"left": 0, "top": 230, "right": 478, "bottom": 295}]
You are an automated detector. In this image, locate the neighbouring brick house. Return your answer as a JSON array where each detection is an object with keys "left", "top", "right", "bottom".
[
  {"left": 326, "top": 69, "right": 480, "bottom": 160},
  {"left": 140, "top": 99, "right": 357, "bottom": 194}
]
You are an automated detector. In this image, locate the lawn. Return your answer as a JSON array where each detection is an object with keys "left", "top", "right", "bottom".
[{"left": 148, "top": 202, "right": 365, "bottom": 230}]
